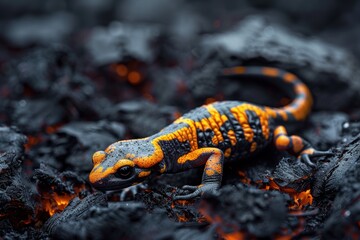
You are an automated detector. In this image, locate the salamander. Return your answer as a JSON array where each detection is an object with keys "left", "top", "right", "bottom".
[{"left": 89, "top": 66, "right": 331, "bottom": 200}]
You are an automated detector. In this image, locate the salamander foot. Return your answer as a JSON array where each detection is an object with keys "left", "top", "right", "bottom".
[
  {"left": 299, "top": 149, "right": 333, "bottom": 167},
  {"left": 173, "top": 183, "right": 220, "bottom": 200}
]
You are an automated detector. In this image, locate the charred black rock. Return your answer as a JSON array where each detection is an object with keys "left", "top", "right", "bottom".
[
  {"left": 303, "top": 112, "right": 349, "bottom": 150},
  {"left": 3, "top": 12, "right": 75, "bottom": 47},
  {"left": 44, "top": 192, "right": 107, "bottom": 236},
  {"left": 86, "top": 22, "right": 160, "bottom": 66},
  {"left": 33, "top": 164, "right": 88, "bottom": 196},
  {"left": 2, "top": 46, "right": 76, "bottom": 99},
  {"left": 0, "top": 126, "right": 36, "bottom": 230},
  {"left": 29, "top": 121, "right": 125, "bottom": 174},
  {"left": 106, "top": 100, "right": 178, "bottom": 137},
  {"left": 45, "top": 194, "right": 213, "bottom": 240},
  {"left": 201, "top": 183, "right": 288, "bottom": 238},
  {"left": 321, "top": 156, "right": 360, "bottom": 238},
  {"left": 1, "top": 46, "right": 110, "bottom": 132},
  {"left": 312, "top": 133, "right": 360, "bottom": 204},
  {"left": 272, "top": 157, "right": 314, "bottom": 192},
  {"left": 10, "top": 99, "right": 66, "bottom": 134},
  {"left": 0, "top": 125, "right": 27, "bottom": 158}
]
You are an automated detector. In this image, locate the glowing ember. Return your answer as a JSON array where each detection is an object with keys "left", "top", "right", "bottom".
[
  {"left": 43, "top": 193, "right": 75, "bottom": 216},
  {"left": 115, "top": 64, "right": 128, "bottom": 77},
  {"left": 25, "top": 135, "right": 42, "bottom": 151},
  {"left": 289, "top": 189, "right": 313, "bottom": 210},
  {"left": 40, "top": 185, "right": 86, "bottom": 216},
  {"left": 128, "top": 71, "right": 142, "bottom": 85}
]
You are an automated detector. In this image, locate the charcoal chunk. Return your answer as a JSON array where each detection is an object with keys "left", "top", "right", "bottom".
[
  {"left": 46, "top": 197, "right": 213, "bottom": 240},
  {"left": 202, "top": 184, "right": 287, "bottom": 238},
  {"left": 321, "top": 153, "right": 360, "bottom": 239},
  {"left": 29, "top": 121, "right": 125, "bottom": 173},
  {"left": 303, "top": 112, "right": 349, "bottom": 150},
  {"left": 0, "top": 126, "right": 36, "bottom": 230},
  {"left": 312, "top": 133, "right": 360, "bottom": 202},
  {"left": 3, "top": 12, "right": 75, "bottom": 47},
  {"left": 0, "top": 125, "right": 27, "bottom": 158},
  {"left": 272, "top": 157, "right": 314, "bottom": 192},
  {"left": 86, "top": 22, "right": 160, "bottom": 65},
  {"left": 106, "top": 100, "right": 178, "bottom": 137}
]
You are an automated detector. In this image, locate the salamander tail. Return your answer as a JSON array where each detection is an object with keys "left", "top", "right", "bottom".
[{"left": 222, "top": 66, "right": 313, "bottom": 122}]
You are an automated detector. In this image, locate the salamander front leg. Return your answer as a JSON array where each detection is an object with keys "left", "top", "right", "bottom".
[
  {"left": 173, "top": 148, "right": 224, "bottom": 200},
  {"left": 274, "top": 126, "right": 333, "bottom": 167}
]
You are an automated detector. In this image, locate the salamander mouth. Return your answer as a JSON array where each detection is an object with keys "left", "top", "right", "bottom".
[{"left": 91, "top": 176, "right": 135, "bottom": 191}]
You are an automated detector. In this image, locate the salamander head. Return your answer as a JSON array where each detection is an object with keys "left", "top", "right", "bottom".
[{"left": 89, "top": 141, "right": 153, "bottom": 191}]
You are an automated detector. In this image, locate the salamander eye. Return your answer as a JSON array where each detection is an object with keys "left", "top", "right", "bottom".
[{"left": 115, "top": 166, "right": 134, "bottom": 179}]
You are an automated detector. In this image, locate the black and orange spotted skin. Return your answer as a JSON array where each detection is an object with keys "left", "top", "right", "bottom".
[{"left": 89, "top": 66, "right": 324, "bottom": 198}]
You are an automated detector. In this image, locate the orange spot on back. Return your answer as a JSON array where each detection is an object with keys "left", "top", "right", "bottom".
[
  {"left": 230, "top": 104, "right": 270, "bottom": 140},
  {"left": 205, "top": 105, "right": 225, "bottom": 144},
  {"left": 227, "top": 130, "right": 237, "bottom": 146},
  {"left": 262, "top": 67, "right": 279, "bottom": 77},
  {"left": 283, "top": 73, "right": 297, "bottom": 83},
  {"left": 223, "top": 66, "right": 246, "bottom": 75}
]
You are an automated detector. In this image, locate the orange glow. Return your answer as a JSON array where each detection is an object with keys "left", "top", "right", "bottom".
[
  {"left": 176, "top": 214, "right": 189, "bottom": 222},
  {"left": 46, "top": 124, "right": 62, "bottom": 134},
  {"left": 43, "top": 193, "right": 74, "bottom": 216},
  {"left": 128, "top": 71, "right": 142, "bottom": 84},
  {"left": 199, "top": 203, "right": 245, "bottom": 240},
  {"left": 238, "top": 171, "right": 251, "bottom": 184},
  {"left": 289, "top": 189, "right": 313, "bottom": 210},
  {"left": 115, "top": 64, "right": 128, "bottom": 77},
  {"left": 262, "top": 178, "right": 313, "bottom": 210},
  {"left": 205, "top": 97, "right": 216, "bottom": 105},
  {"left": 41, "top": 184, "right": 85, "bottom": 216},
  {"left": 223, "top": 232, "right": 245, "bottom": 240},
  {"left": 25, "top": 135, "right": 42, "bottom": 151}
]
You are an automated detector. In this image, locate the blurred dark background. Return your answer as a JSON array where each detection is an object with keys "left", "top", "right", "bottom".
[{"left": 1, "top": 0, "right": 360, "bottom": 58}]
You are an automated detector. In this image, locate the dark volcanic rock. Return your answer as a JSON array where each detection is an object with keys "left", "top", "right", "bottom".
[
  {"left": 1, "top": 46, "right": 110, "bottom": 132},
  {"left": 45, "top": 194, "right": 213, "bottom": 240},
  {"left": 321, "top": 152, "right": 360, "bottom": 238},
  {"left": 29, "top": 121, "right": 125, "bottom": 173},
  {"left": 197, "top": 15, "right": 360, "bottom": 111},
  {"left": 0, "top": 126, "right": 36, "bottom": 230},
  {"left": 3, "top": 12, "right": 75, "bottom": 47},
  {"left": 106, "top": 100, "right": 178, "bottom": 137},
  {"left": 312, "top": 133, "right": 360, "bottom": 203},
  {"left": 201, "top": 184, "right": 287, "bottom": 238},
  {"left": 303, "top": 112, "right": 349, "bottom": 150},
  {"left": 86, "top": 22, "right": 160, "bottom": 65}
]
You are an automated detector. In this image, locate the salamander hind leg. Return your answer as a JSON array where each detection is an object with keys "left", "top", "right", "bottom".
[
  {"left": 274, "top": 126, "right": 333, "bottom": 167},
  {"left": 173, "top": 148, "right": 224, "bottom": 200}
]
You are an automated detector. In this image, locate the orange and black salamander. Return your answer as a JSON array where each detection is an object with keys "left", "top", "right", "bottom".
[{"left": 89, "top": 66, "right": 331, "bottom": 200}]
